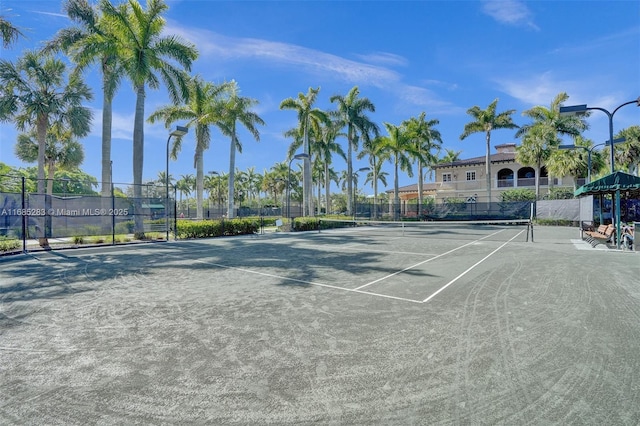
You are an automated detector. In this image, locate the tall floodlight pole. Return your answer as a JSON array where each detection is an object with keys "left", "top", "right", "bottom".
[
  {"left": 287, "top": 153, "right": 309, "bottom": 221},
  {"left": 166, "top": 126, "right": 188, "bottom": 241},
  {"left": 560, "top": 97, "right": 639, "bottom": 249}
]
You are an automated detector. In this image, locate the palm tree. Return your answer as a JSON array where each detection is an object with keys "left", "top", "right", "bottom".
[
  {"left": 0, "top": 16, "right": 23, "bottom": 47},
  {"left": 439, "top": 149, "right": 462, "bottom": 164},
  {"left": 547, "top": 135, "right": 603, "bottom": 188},
  {"left": 460, "top": 98, "right": 518, "bottom": 203},
  {"left": 402, "top": 112, "right": 442, "bottom": 216},
  {"left": 378, "top": 123, "right": 416, "bottom": 220},
  {"left": 44, "top": 0, "right": 124, "bottom": 199},
  {"left": 215, "top": 81, "right": 264, "bottom": 218},
  {"left": 280, "top": 87, "right": 329, "bottom": 216},
  {"left": 0, "top": 50, "right": 93, "bottom": 246},
  {"left": 330, "top": 86, "right": 379, "bottom": 216},
  {"left": 101, "top": 0, "right": 198, "bottom": 237},
  {"left": 516, "top": 92, "right": 589, "bottom": 190},
  {"left": 315, "top": 120, "right": 346, "bottom": 216},
  {"left": 15, "top": 128, "right": 85, "bottom": 195},
  {"left": 176, "top": 174, "right": 194, "bottom": 212},
  {"left": 516, "top": 125, "right": 556, "bottom": 199},
  {"left": 358, "top": 135, "right": 388, "bottom": 219},
  {"left": 149, "top": 77, "right": 229, "bottom": 219},
  {"left": 611, "top": 126, "right": 640, "bottom": 175}
]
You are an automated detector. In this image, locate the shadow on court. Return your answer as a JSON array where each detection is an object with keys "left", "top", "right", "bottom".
[{"left": 1, "top": 226, "right": 639, "bottom": 424}]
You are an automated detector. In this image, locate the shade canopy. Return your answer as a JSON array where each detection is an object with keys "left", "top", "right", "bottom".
[{"left": 574, "top": 171, "right": 640, "bottom": 197}]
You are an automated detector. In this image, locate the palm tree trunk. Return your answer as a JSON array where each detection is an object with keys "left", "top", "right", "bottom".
[
  {"left": 195, "top": 147, "right": 204, "bottom": 219},
  {"left": 417, "top": 166, "right": 424, "bottom": 217},
  {"left": 36, "top": 116, "right": 49, "bottom": 246},
  {"left": 347, "top": 127, "right": 353, "bottom": 216},
  {"left": 485, "top": 131, "right": 492, "bottom": 204},
  {"left": 324, "top": 163, "right": 331, "bottom": 215},
  {"left": 132, "top": 84, "right": 145, "bottom": 237},
  {"left": 101, "top": 94, "right": 113, "bottom": 233},
  {"left": 394, "top": 157, "right": 400, "bottom": 220},
  {"left": 227, "top": 133, "right": 237, "bottom": 219}
]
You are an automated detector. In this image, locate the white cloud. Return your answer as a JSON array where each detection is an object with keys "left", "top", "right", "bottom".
[
  {"left": 355, "top": 52, "right": 409, "bottom": 67},
  {"left": 481, "top": 0, "right": 539, "bottom": 30}
]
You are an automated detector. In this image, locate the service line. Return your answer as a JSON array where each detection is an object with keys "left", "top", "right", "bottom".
[{"left": 421, "top": 229, "right": 525, "bottom": 303}]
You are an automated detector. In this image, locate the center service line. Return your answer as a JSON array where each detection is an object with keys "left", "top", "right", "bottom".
[
  {"left": 421, "top": 229, "right": 525, "bottom": 303},
  {"left": 354, "top": 229, "right": 508, "bottom": 291}
]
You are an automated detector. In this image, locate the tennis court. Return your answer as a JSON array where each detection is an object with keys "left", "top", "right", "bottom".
[{"left": 1, "top": 223, "right": 639, "bottom": 424}]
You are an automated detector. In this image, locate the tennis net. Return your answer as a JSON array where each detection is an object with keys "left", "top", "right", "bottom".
[{"left": 316, "top": 218, "right": 533, "bottom": 242}]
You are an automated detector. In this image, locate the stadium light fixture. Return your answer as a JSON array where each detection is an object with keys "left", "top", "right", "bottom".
[{"left": 166, "top": 126, "right": 188, "bottom": 241}]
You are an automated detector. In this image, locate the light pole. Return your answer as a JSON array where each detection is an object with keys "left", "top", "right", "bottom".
[
  {"left": 559, "top": 97, "right": 639, "bottom": 174},
  {"left": 288, "top": 153, "right": 309, "bottom": 220},
  {"left": 559, "top": 138, "right": 626, "bottom": 183},
  {"left": 354, "top": 167, "right": 370, "bottom": 218},
  {"left": 166, "top": 126, "right": 188, "bottom": 241},
  {"left": 560, "top": 98, "right": 639, "bottom": 249}
]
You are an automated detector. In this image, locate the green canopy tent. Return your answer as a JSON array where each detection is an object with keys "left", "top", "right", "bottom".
[{"left": 574, "top": 171, "right": 640, "bottom": 248}]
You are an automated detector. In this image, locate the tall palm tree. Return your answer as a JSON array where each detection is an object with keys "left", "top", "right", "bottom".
[
  {"left": 516, "top": 125, "right": 556, "bottom": 199},
  {"left": 44, "top": 0, "right": 124, "bottom": 199},
  {"left": 402, "top": 112, "right": 442, "bottom": 216},
  {"left": 330, "top": 86, "right": 379, "bottom": 216},
  {"left": 0, "top": 16, "right": 23, "bottom": 48},
  {"left": 0, "top": 50, "right": 92, "bottom": 246},
  {"left": 101, "top": 0, "right": 197, "bottom": 236},
  {"left": 149, "top": 77, "right": 229, "bottom": 219},
  {"left": 280, "top": 87, "right": 329, "bottom": 217},
  {"left": 460, "top": 98, "right": 518, "bottom": 203},
  {"left": 215, "top": 81, "right": 264, "bottom": 218},
  {"left": 378, "top": 122, "right": 416, "bottom": 220}
]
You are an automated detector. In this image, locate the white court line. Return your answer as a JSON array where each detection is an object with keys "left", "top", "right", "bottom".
[
  {"left": 421, "top": 229, "right": 525, "bottom": 303},
  {"left": 189, "top": 257, "right": 423, "bottom": 304},
  {"left": 354, "top": 228, "right": 509, "bottom": 291}
]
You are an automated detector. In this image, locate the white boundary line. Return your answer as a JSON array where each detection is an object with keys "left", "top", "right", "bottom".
[
  {"left": 421, "top": 229, "right": 525, "bottom": 303},
  {"left": 354, "top": 228, "right": 508, "bottom": 291},
  {"left": 189, "top": 257, "right": 424, "bottom": 304}
]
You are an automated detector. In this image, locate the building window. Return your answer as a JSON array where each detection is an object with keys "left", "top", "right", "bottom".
[
  {"left": 442, "top": 173, "right": 452, "bottom": 182},
  {"left": 466, "top": 171, "right": 476, "bottom": 181}
]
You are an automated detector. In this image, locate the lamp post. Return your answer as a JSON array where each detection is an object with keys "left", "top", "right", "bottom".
[
  {"left": 354, "top": 167, "right": 370, "bottom": 218},
  {"left": 287, "top": 153, "right": 309, "bottom": 220},
  {"left": 560, "top": 98, "right": 639, "bottom": 249},
  {"left": 166, "top": 126, "right": 188, "bottom": 241},
  {"left": 559, "top": 138, "right": 626, "bottom": 183}
]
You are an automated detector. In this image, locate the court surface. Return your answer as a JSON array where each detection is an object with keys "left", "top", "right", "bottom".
[{"left": 1, "top": 225, "right": 639, "bottom": 425}]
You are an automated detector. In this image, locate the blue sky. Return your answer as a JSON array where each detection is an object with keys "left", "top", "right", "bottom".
[{"left": 1, "top": 0, "right": 639, "bottom": 192}]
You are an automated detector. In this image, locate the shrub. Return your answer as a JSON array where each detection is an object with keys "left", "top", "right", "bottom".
[
  {"left": 500, "top": 188, "right": 536, "bottom": 202},
  {"left": 175, "top": 218, "right": 259, "bottom": 239},
  {"left": 0, "top": 236, "right": 20, "bottom": 252}
]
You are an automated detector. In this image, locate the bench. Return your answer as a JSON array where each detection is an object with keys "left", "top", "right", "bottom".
[{"left": 583, "top": 224, "right": 615, "bottom": 247}]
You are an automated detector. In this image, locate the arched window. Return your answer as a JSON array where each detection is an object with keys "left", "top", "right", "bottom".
[
  {"left": 518, "top": 167, "right": 535, "bottom": 186},
  {"left": 497, "top": 168, "right": 514, "bottom": 187}
]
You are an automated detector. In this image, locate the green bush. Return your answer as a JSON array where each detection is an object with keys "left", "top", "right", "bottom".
[
  {"left": 176, "top": 218, "right": 259, "bottom": 239},
  {"left": 0, "top": 236, "right": 20, "bottom": 252},
  {"left": 543, "top": 187, "right": 575, "bottom": 200},
  {"left": 500, "top": 188, "right": 536, "bottom": 202}
]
